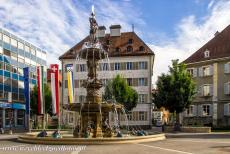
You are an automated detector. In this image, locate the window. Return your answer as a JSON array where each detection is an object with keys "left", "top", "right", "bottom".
[
  {"left": 128, "top": 39, "right": 133, "bottom": 44},
  {"left": 224, "top": 62, "right": 230, "bottom": 74},
  {"left": 3, "top": 49, "right": 11, "bottom": 57},
  {"left": 126, "top": 62, "right": 132, "bottom": 70},
  {"left": 203, "top": 66, "right": 210, "bottom": 76},
  {"left": 18, "top": 42, "right": 24, "bottom": 50},
  {"left": 3, "top": 34, "right": 10, "bottom": 43},
  {"left": 79, "top": 64, "right": 85, "bottom": 72},
  {"left": 79, "top": 95, "right": 86, "bottom": 103},
  {"left": 68, "top": 112, "right": 74, "bottom": 123},
  {"left": 224, "top": 104, "right": 230, "bottom": 116},
  {"left": 139, "top": 46, "right": 144, "bottom": 51},
  {"left": 18, "top": 57, "right": 25, "bottom": 63},
  {"left": 228, "top": 104, "right": 230, "bottom": 114},
  {"left": 0, "top": 74, "right": 3, "bottom": 84},
  {"left": 203, "top": 85, "right": 212, "bottom": 96},
  {"left": 18, "top": 68, "right": 23, "bottom": 75},
  {"left": 12, "top": 66, "right": 17, "bottom": 73},
  {"left": 202, "top": 105, "right": 210, "bottom": 116},
  {"left": 12, "top": 92, "right": 18, "bottom": 101},
  {"left": 5, "top": 64, "right": 11, "bottom": 72},
  {"left": 31, "top": 48, "right": 36, "bottom": 55},
  {"left": 187, "top": 68, "right": 194, "bottom": 76},
  {"left": 127, "top": 112, "right": 132, "bottom": 121},
  {"left": 139, "top": 112, "right": 147, "bottom": 121},
  {"left": 4, "top": 77, "right": 11, "bottom": 86},
  {"left": 0, "top": 62, "right": 3, "bottom": 69},
  {"left": 224, "top": 82, "right": 230, "bottom": 95},
  {"left": 138, "top": 78, "right": 145, "bottom": 86},
  {"left": 18, "top": 80, "right": 24, "bottom": 89},
  {"left": 139, "top": 61, "right": 147, "bottom": 69},
  {"left": 204, "top": 49, "right": 210, "bottom": 58},
  {"left": 5, "top": 109, "right": 13, "bottom": 126},
  {"left": 0, "top": 46, "right": 3, "bottom": 54},
  {"left": 138, "top": 94, "right": 146, "bottom": 103},
  {"left": 17, "top": 110, "right": 24, "bottom": 125},
  {"left": 199, "top": 66, "right": 212, "bottom": 77},
  {"left": 102, "top": 63, "right": 109, "bottom": 71},
  {"left": 11, "top": 52, "right": 17, "bottom": 61},
  {"left": 114, "top": 63, "right": 120, "bottom": 70},
  {"left": 19, "top": 93, "right": 24, "bottom": 102},
  {"left": 10, "top": 38, "right": 17, "bottom": 47},
  {"left": 127, "top": 46, "right": 133, "bottom": 52},
  {"left": 25, "top": 45, "right": 30, "bottom": 52},
  {"left": 127, "top": 78, "right": 132, "bottom": 86},
  {"left": 187, "top": 105, "right": 194, "bottom": 116}
]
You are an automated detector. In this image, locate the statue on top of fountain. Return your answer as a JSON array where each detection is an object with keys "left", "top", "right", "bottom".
[{"left": 89, "top": 5, "right": 98, "bottom": 45}]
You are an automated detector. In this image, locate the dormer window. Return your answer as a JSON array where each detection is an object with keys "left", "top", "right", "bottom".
[
  {"left": 139, "top": 46, "right": 144, "bottom": 51},
  {"left": 128, "top": 39, "right": 133, "bottom": 44},
  {"left": 204, "top": 49, "right": 210, "bottom": 58},
  {"left": 127, "top": 46, "right": 133, "bottom": 52}
]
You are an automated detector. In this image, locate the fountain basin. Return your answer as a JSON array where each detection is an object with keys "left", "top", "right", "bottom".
[
  {"left": 18, "top": 132, "right": 165, "bottom": 145},
  {"left": 79, "top": 47, "right": 107, "bottom": 60}
]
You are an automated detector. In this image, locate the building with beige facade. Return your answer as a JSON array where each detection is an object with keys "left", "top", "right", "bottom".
[
  {"left": 183, "top": 25, "right": 230, "bottom": 127},
  {"left": 59, "top": 25, "right": 155, "bottom": 129}
]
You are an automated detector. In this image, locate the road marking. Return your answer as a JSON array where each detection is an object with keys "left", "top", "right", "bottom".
[
  {"left": 169, "top": 139, "right": 230, "bottom": 144},
  {"left": 136, "top": 143, "right": 193, "bottom": 154},
  {"left": 0, "top": 144, "right": 27, "bottom": 150}
]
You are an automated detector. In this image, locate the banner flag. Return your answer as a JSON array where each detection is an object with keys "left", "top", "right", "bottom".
[
  {"left": 66, "top": 64, "right": 74, "bottom": 104},
  {"left": 37, "top": 66, "right": 44, "bottom": 114},
  {"left": 50, "top": 64, "right": 59, "bottom": 115},
  {"left": 23, "top": 67, "right": 30, "bottom": 115}
]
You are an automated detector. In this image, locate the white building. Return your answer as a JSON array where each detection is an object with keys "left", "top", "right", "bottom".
[{"left": 59, "top": 25, "right": 155, "bottom": 129}]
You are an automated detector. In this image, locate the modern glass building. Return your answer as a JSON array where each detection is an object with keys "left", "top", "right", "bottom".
[{"left": 0, "top": 27, "right": 47, "bottom": 131}]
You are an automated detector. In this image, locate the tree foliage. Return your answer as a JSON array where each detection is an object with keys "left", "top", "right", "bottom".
[
  {"left": 30, "top": 84, "right": 52, "bottom": 116},
  {"left": 153, "top": 60, "right": 196, "bottom": 115},
  {"left": 103, "top": 74, "right": 138, "bottom": 111}
]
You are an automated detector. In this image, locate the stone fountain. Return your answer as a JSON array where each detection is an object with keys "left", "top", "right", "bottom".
[{"left": 65, "top": 8, "right": 123, "bottom": 138}]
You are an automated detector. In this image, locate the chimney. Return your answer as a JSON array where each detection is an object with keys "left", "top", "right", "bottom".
[
  {"left": 214, "top": 31, "right": 220, "bottom": 37},
  {"left": 110, "top": 25, "right": 121, "bottom": 36},
  {"left": 96, "top": 26, "right": 106, "bottom": 38}
]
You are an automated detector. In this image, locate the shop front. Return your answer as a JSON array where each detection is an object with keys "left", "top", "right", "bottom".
[{"left": 0, "top": 101, "right": 25, "bottom": 130}]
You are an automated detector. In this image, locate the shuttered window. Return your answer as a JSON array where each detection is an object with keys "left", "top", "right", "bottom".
[
  {"left": 199, "top": 65, "right": 213, "bottom": 77},
  {"left": 224, "top": 63, "right": 230, "bottom": 74},
  {"left": 224, "top": 82, "right": 230, "bottom": 95},
  {"left": 224, "top": 104, "right": 230, "bottom": 116},
  {"left": 202, "top": 104, "right": 211, "bottom": 116}
]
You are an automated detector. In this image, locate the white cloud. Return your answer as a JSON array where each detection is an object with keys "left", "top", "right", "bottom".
[
  {"left": 151, "top": 0, "right": 230, "bottom": 86},
  {"left": 0, "top": 0, "right": 144, "bottom": 65}
]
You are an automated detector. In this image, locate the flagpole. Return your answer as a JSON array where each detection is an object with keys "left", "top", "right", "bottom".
[
  {"left": 42, "top": 66, "right": 46, "bottom": 130},
  {"left": 58, "top": 67, "right": 61, "bottom": 131}
]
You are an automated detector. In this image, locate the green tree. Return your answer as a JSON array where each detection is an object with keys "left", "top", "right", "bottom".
[
  {"left": 30, "top": 84, "right": 52, "bottom": 116},
  {"left": 103, "top": 74, "right": 138, "bottom": 111},
  {"left": 153, "top": 60, "right": 196, "bottom": 127}
]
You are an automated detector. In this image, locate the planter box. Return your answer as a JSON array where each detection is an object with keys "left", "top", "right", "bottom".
[{"left": 164, "top": 126, "right": 211, "bottom": 133}]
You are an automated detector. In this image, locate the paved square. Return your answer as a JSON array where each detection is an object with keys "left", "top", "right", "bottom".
[{"left": 0, "top": 133, "right": 230, "bottom": 154}]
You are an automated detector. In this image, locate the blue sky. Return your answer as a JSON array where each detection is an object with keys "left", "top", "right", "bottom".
[{"left": 0, "top": 0, "right": 230, "bottom": 84}]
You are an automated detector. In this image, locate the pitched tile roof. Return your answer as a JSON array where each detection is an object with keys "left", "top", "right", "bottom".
[
  {"left": 59, "top": 32, "right": 154, "bottom": 60},
  {"left": 184, "top": 25, "right": 230, "bottom": 64}
]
